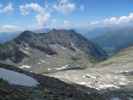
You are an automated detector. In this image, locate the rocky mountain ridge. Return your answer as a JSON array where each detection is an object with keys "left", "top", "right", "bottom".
[{"left": 0, "top": 29, "right": 107, "bottom": 73}]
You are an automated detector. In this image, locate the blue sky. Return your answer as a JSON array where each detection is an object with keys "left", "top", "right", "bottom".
[{"left": 0, "top": 0, "right": 133, "bottom": 32}]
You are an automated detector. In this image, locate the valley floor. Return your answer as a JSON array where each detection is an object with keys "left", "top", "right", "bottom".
[
  {"left": 46, "top": 64, "right": 133, "bottom": 100},
  {"left": 47, "top": 65, "right": 133, "bottom": 91},
  {"left": 46, "top": 47, "right": 133, "bottom": 99}
]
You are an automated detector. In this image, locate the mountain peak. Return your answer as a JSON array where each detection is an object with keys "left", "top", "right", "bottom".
[
  {"left": 0, "top": 29, "right": 107, "bottom": 70},
  {"left": 49, "top": 29, "right": 76, "bottom": 34},
  {"left": 14, "top": 30, "right": 36, "bottom": 43},
  {"left": 19, "top": 30, "right": 36, "bottom": 37}
]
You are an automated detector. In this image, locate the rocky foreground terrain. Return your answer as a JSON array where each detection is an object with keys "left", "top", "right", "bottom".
[
  {"left": 0, "top": 63, "right": 110, "bottom": 100},
  {"left": 48, "top": 46, "right": 133, "bottom": 100},
  {"left": 0, "top": 61, "right": 133, "bottom": 100}
]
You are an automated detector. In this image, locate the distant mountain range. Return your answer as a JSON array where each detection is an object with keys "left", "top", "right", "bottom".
[
  {"left": 86, "top": 26, "right": 133, "bottom": 55},
  {"left": 0, "top": 29, "right": 50, "bottom": 44},
  {"left": 0, "top": 32, "right": 19, "bottom": 43}
]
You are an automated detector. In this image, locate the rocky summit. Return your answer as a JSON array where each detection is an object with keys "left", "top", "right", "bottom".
[{"left": 0, "top": 29, "right": 107, "bottom": 73}]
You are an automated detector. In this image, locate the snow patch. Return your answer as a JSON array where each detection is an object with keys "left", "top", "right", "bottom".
[
  {"left": 97, "top": 84, "right": 120, "bottom": 90},
  {"left": 20, "top": 65, "right": 31, "bottom": 69},
  {"left": 84, "top": 74, "right": 97, "bottom": 79},
  {"left": 19, "top": 48, "right": 30, "bottom": 55},
  {"left": 0, "top": 68, "right": 39, "bottom": 87},
  {"left": 25, "top": 47, "right": 30, "bottom": 50},
  {"left": 38, "top": 62, "right": 41, "bottom": 64},
  {"left": 40, "top": 59, "right": 46, "bottom": 63},
  {"left": 79, "top": 82, "right": 87, "bottom": 85},
  {"left": 116, "top": 69, "right": 133, "bottom": 74},
  {"left": 55, "top": 64, "right": 70, "bottom": 71},
  {"left": 48, "top": 68, "right": 52, "bottom": 71},
  {"left": 46, "top": 55, "right": 52, "bottom": 58},
  {"left": 119, "top": 82, "right": 127, "bottom": 86},
  {"left": 81, "top": 74, "right": 129, "bottom": 90},
  {"left": 61, "top": 46, "right": 67, "bottom": 50},
  {"left": 111, "top": 97, "right": 121, "bottom": 100},
  {"left": 38, "top": 60, "right": 47, "bottom": 65}
]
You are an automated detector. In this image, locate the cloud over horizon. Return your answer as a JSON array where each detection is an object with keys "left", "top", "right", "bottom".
[
  {"left": 0, "top": 25, "right": 21, "bottom": 32},
  {"left": 89, "top": 13, "right": 133, "bottom": 29},
  {"left": 0, "top": 3, "right": 14, "bottom": 14}
]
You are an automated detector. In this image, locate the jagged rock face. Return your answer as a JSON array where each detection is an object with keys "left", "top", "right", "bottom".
[
  {"left": 0, "top": 30, "right": 107, "bottom": 73},
  {"left": 46, "top": 29, "right": 107, "bottom": 60},
  {"left": 13, "top": 30, "right": 107, "bottom": 59}
]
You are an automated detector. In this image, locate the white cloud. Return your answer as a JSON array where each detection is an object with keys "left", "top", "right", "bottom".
[
  {"left": 50, "top": 19, "right": 73, "bottom": 29},
  {"left": 59, "top": 20, "right": 73, "bottom": 29},
  {"left": 0, "top": 25, "right": 21, "bottom": 32},
  {"left": 89, "top": 13, "right": 133, "bottom": 28},
  {"left": 63, "top": 20, "right": 71, "bottom": 28},
  {"left": 35, "top": 13, "right": 50, "bottom": 27},
  {"left": 49, "top": 19, "right": 57, "bottom": 28},
  {"left": 53, "top": 0, "right": 76, "bottom": 14},
  {"left": 0, "top": 3, "right": 14, "bottom": 14},
  {"left": 20, "top": 3, "right": 50, "bottom": 28}
]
